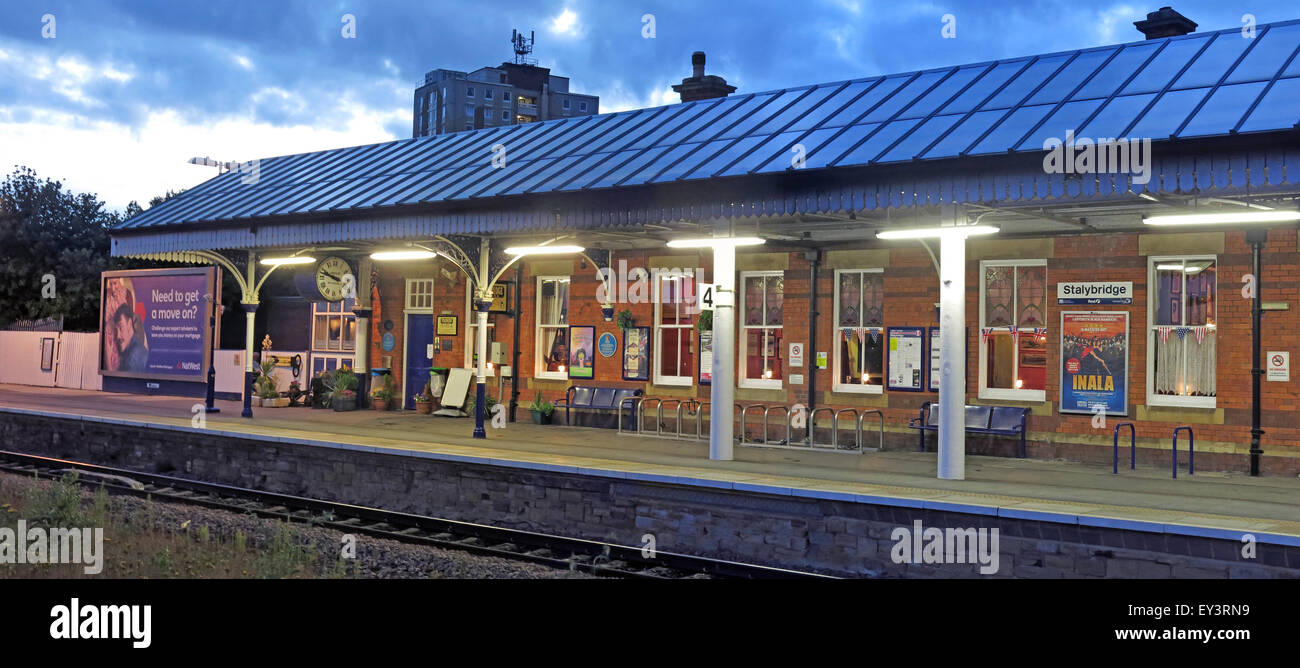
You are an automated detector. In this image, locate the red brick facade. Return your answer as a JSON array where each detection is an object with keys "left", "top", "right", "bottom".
[{"left": 358, "top": 228, "right": 1300, "bottom": 475}]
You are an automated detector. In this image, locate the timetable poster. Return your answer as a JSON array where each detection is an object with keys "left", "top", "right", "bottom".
[{"left": 887, "top": 327, "right": 925, "bottom": 392}]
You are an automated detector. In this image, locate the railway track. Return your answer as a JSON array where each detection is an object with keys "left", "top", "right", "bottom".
[{"left": 0, "top": 449, "right": 835, "bottom": 580}]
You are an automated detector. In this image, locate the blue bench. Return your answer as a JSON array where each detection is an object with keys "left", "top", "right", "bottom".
[
  {"left": 554, "top": 386, "right": 643, "bottom": 429},
  {"left": 907, "top": 402, "right": 1029, "bottom": 458}
]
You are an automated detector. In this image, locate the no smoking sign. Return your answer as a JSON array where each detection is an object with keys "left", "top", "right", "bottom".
[{"left": 1267, "top": 351, "right": 1289, "bottom": 382}]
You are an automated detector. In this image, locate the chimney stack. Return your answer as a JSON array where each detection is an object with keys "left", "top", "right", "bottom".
[
  {"left": 1134, "top": 6, "right": 1197, "bottom": 39},
  {"left": 672, "top": 51, "right": 736, "bottom": 103}
]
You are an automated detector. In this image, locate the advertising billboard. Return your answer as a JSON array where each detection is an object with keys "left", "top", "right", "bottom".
[
  {"left": 1059, "top": 311, "right": 1129, "bottom": 415},
  {"left": 100, "top": 267, "right": 218, "bottom": 381}
]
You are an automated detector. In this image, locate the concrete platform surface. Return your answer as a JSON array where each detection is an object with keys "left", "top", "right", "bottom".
[{"left": 2, "top": 384, "right": 1297, "bottom": 545}]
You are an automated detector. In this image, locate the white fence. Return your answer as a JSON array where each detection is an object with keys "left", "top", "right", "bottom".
[{"left": 0, "top": 331, "right": 102, "bottom": 391}]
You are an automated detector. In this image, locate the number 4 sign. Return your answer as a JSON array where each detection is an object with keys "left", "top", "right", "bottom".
[{"left": 698, "top": 284, "right": 715, "bottom": 311}]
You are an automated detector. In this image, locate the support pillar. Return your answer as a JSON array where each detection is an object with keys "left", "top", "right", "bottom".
[
  {"left": 937, "top": 230, "right": 966, "bottom": 480},
  {"left": 709, "top": 234, "right": 736, "bottom": 461},
  {"left": 352, "top": 258, "right": 373, "bottom": 408},
  {"left": 474, "top": 238, "right": 490, "bottom": 439},
  {"left": 241, "top": 302, "right": 257, "bottom": 418}
]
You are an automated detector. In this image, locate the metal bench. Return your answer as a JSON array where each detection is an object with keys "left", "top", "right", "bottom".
[
  {"left": 907, "top": 402, "right": 1028, "bottom": 458},
  {"left": 554, "top": 386, "right": 643, "bottom": 429}
]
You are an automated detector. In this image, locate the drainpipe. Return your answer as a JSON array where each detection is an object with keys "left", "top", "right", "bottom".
[
  {"left": 804, "top": 248, "right": 821, "bottom": 417},
  {"left": 510, "top": 265, "right": 523, "bottom": 422},
  {"left": 1246, "top": 229, "right": 1267, "bottom": 476}
]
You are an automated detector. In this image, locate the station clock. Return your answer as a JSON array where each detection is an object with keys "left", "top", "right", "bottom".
[{"left": 314, "top": 256, "right": 353, "bottom": 302}]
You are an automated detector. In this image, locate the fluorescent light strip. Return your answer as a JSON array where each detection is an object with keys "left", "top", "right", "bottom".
[
  {"left": 370, "top": 250, "right": 437, "bottom": 261},
  {"left": 665, "top": 237, "right": 765, "bottom": 248},
  {"left": 1143, "top": 211, "right": 1300, "bottom": 226},
  {"left": 259, "top": 256, "right": 315, "bottom": 266},
  {"left": 503, "top": 245, "right": 584, "bottom": 256},
  {"left": 875, "top": 225, "right": 999, "bottom": 240}
]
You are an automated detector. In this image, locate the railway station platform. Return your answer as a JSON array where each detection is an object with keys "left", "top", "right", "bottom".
[{"left": 2, "top": 384, "right": 1297, "bottom": 577}]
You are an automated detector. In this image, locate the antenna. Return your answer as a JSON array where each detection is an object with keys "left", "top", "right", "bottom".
[{"left": 510, "top": 28, "right": 536, "bottom": 65}]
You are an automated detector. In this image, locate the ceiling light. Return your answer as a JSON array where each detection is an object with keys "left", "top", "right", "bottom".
[
  {"left": 259, "top": 256, "right": 315, "bottom": 266},
  {"left": 665, "top": 237, "right": 766, "bottom": 248},
  {"left": 503, "top": 245, "right": 584, "bottom": 256},
  {"left": 1143, "top": 211, "right": 1300, "bottom": 226},
  {"left": 875, "top": 225, "right": 999, "bottom": 240},
  {"left": 370, "top": 250, "right": 437, "bottom": 261}
]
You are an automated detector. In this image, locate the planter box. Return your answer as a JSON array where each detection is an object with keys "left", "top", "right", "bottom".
[
  {"left": 332, "top": 397, "right": 357, "bottom": 412},
  {"left": 529, "top": 410, "right": 553, "bottom": 425},
  {"left": 415, "top": 402, "right": 433, "bottom": 415}
]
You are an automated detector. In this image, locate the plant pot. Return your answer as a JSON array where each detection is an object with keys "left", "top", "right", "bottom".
[
  {"left": 332, "top": 397, "right": 357, "bottom": 412},
  {"left": 275, "top": 397, "right": 290, "bottom": 408},
  {"left": 601, "top": 305, "right": 615, "bottom": 322},
  {"left": 372, "top": 398, "right": 390, "bottom": 411},
  {"left": 415, "top": 401, "right": 433, "bottom": 415},
  {"left": 529, "top": 410, "right": 553, "bottom": 425}
]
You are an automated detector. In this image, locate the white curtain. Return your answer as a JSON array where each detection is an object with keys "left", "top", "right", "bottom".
[{"left": 1154, "top": 331, "right": 1216, "bottom": 397}]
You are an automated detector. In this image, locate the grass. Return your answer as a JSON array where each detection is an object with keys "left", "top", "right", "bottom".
[{"left": 0, "top": 471, "right": 358, "bottom": 579}]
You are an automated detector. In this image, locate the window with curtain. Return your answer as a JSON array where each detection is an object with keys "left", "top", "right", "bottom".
[
  {"left": 535, "top": 276, "right": 569, "bottom": 377},
  {"left": 654, "top": 271, "right": 696, "bottom": 385},
  {"left": 1149, "top": 257, "right": 1216, "bottom": 405},
  {"left": 979, "top": 261, "right": 1047, "bottom": 399},
  {"left": 740, "top": 272, "right": 783, "bottom": 387},
  {"left": 834, "top": 269, "right": 885, "bottom": 393}
]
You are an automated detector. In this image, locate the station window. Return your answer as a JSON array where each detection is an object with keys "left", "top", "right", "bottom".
[
  {"left": 535, "top": 276, "right": 570, "bottom": 379},
  {"left": 978, "top": 260, "right": 1047, "bottom": 401},
  {"left": 406, "top": 278, "right": 434, "bottom": 310},
  {"left": 739, "top": 271, "right": 783, "bottom": 388},
  {"left": 1148, "top": 256, "right": 1217, "bottom": 407},
  {"left": 653, "top": 271, "right": 697, "bottom": 386},
  {"left": 833, "top": 269, "right": 885, "bottom": 393},
  {"left": 312, "top": 299, "right": 357, "bottom": 353}
]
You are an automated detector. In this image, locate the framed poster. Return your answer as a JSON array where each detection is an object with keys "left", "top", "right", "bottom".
[
  {"left": 927, "top": 326, "right": 970, "bottom": 392},
  {"left": 436, "top": 315, "right": 458, "bottom": 336},
  {"left": 622, "top": 326, "right": 650, "bottom": 381},
  {"left": 886, "top": 326, "right": 925, "bottom": 392},
  {"left": 489, "top": 282, "right": 511, "bottom": 313},
  {"left": 100, "top": 266, "right": 219, "bottom": 380},
  {"left": 568, "top": 326, "right": 595, "bottom": 379},
  {"left": 1060, "top": 311, "right": 1129, "bottom": 415},
  {"left": 698, "top": 329, "right": 713, "bottom": 385},
  {"left": 40, "top": 337, "right": 55, "bottom": 371}
]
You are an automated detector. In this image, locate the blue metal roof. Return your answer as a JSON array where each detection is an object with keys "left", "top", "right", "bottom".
[{"left": 117, "top": 20, "right": 1300, "bottom": 235}]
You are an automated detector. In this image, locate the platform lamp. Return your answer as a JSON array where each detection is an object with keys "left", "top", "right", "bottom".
[{"left": 203, "top": 293, "right": 220, "bottom": 413}]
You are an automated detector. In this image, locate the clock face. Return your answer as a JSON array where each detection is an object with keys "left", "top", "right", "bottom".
[{"left": 315, "top": 256, "right": 353, "bottom": 302}]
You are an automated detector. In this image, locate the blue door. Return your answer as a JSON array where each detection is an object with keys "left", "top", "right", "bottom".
[{"left": 404, "top": 314, "right": 433, "bottom": 409}]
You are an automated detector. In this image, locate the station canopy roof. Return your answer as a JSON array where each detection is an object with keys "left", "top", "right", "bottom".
[{"left": 114, "top": 19, "right": 1300, "bottom": 255}]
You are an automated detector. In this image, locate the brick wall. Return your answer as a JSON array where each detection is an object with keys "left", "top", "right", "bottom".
[{"left": 342, "top": 229, "right": 1300, "bottom": 473}]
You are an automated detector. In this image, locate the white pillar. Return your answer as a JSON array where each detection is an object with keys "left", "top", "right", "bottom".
[
  {"left": 937, "top": 230, "right": 967, "bottom": 480},
  {"left": 243, "top": 308, "right": 256, "bottom": 373},
  {"left": 709, "top": 239, "right": 736, "bottom": 461},
  {"left": 473, "top": 239, "right": 490, "bottom": 438}
]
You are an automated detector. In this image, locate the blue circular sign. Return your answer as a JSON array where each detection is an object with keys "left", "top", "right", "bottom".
[
  {"left": 381, "top": 332, "right": 395, "bottom": 352},
  {"left": 598, "top": 332, "right": 617, "bottom": 358}
]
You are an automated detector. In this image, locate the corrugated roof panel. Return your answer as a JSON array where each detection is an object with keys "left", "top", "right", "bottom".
[
  {"left": 1078, "top": 93, "right": 1156, "bottom": 138},
  {"left": 1125, "top": 87, "right": 1210, "bottom": 138},
  {"left": 1178, "top": 81, "right": 1269, "bottom": 137},
  {"left": 1071, "top": 42, "right": 1162, "bottom": 100},
  {"left": 1236, "top": 76, "right": 1300, "bottom": 132},
  {"left": 113, "top": 19, "right": 1300, "bottom": 234},
  {"left": 980, "top": 55, "right": 1071, "bottom": 109},
  {"left": 1226, "top": 23, "right": 1300, "bottom": 83},
  {"left": 1121, "top": 34, "right": 1211, "bottom": 94},
  {"left": 819, "top": 75, "right": 909, "bottom": 127}
]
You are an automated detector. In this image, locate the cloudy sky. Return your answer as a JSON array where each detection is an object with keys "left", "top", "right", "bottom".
[{"left": 0, "top": 0, "right": 1294, "bottom": 211}]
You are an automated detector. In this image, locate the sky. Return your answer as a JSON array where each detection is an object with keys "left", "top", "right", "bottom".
[{"left": 0, "top": 0, "right": 1295, "bottom": 211}]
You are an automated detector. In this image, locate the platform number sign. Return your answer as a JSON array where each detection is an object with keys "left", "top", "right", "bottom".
[{"left": 698, "top": 284, "right": 715, "bottom": 312}]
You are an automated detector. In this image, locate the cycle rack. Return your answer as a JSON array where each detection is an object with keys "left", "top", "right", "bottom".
[
  {"left": 690, "top": 401, "right": 710, "bottom": 440},
  {"left": 806, "top": 407, "right": 835, "bottom": 448},
  {"left": 636, "top": 397, "right": 666, "bottom": 437},
  {"left": 1172, "top": 425, "right": 1194, "bottom": 478},
  {"left": 739, "top": 404, "right": 768, "bottom": 444},
  {"left": 617, "top": 396, "right": 643, "bottom": 435},
  {"left": 657, "top": 399, "right": 687, "bottom": 439},
  {"left": 857, "top": 409, "right": 885, "bottom": 451},
  {"left": 1112, "top": 422, "right": 1135, "bottom": 474},
  {"left": 763, "top": 405, "right": 793, "bottom": 445}
]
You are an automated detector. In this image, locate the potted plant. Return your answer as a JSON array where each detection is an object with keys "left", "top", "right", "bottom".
[
  {"left": 696, "top": 309, "right": 713, "bottom": 332},
  {"left": 527, "top": 391, "right": 555, "bottom": 425},
  {"left": 287, "top": 380, "right": 304, "bottom": 406},
  {"left": 331, "top": 368, "right": 359, "bottom": 411},
  {"left": 370, "top": 373, "right": 395, "bottom": 411},
  {"left": 616, "top": 309, "right": 635, "bottom": 331},
  {"left": 414, "top": 380, "right": 435, "bottom": 414},
  {"left": 463, "top": 394, "right": 498, "bottom": 419},
  {"left": 255, "top": 359, "right": 287, "bottom": 407}
]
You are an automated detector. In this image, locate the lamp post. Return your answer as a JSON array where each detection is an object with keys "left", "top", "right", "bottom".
[{"left": 203, "top": 293, "right": 220, "bottom": 413}]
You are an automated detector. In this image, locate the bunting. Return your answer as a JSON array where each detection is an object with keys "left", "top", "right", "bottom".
[{"left": 1157, "top": 326, "right": 1171, "bottom": 344}]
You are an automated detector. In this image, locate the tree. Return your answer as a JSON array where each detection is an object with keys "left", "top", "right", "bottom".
[{"left": 0, "top": 167, "right": 179, "bottom": 332}]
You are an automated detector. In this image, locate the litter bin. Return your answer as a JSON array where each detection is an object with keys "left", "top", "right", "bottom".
[{"left": 429, "top": 367, "right": 449, "bottom": 410}]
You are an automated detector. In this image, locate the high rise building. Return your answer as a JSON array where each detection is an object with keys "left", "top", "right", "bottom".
[{"left": 412, "top": 30, "right": 599, "bottom": 137}]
